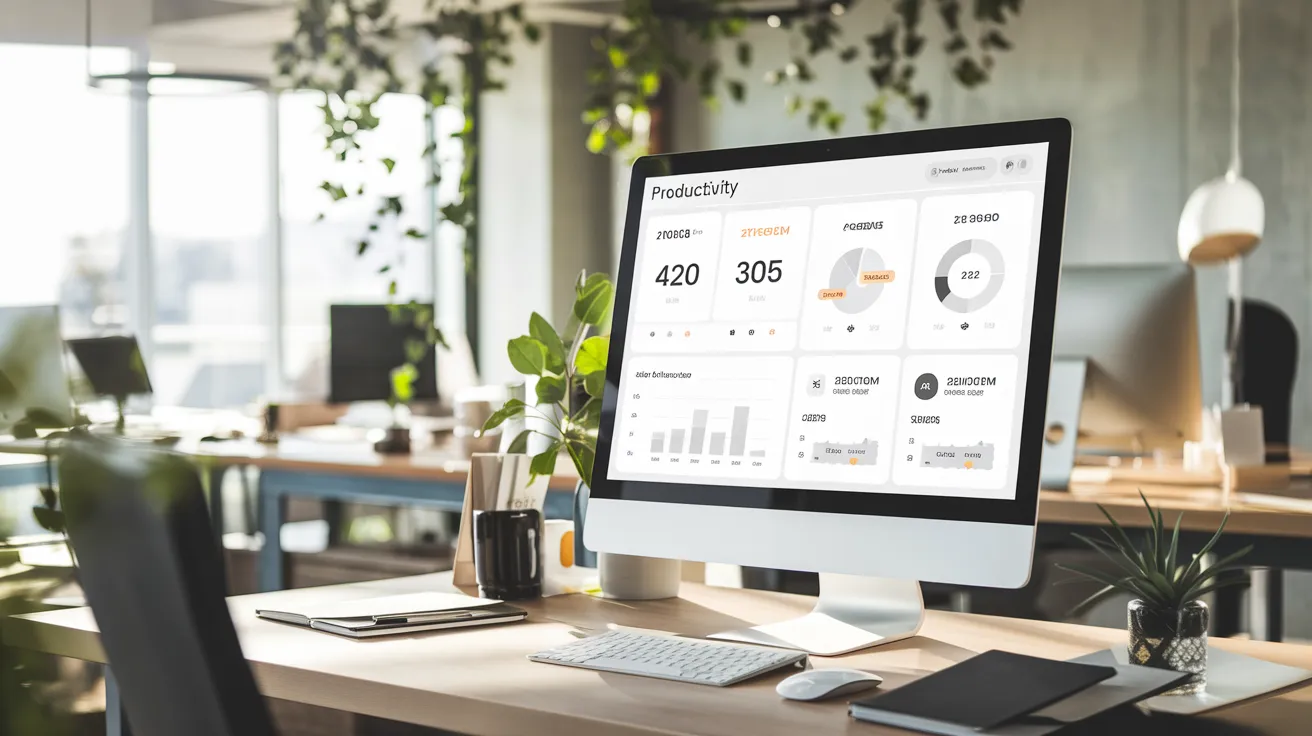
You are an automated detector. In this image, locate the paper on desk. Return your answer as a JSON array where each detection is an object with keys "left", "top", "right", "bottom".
[{"left": 290, "top": 592, "right": 501, "bottom": 620}]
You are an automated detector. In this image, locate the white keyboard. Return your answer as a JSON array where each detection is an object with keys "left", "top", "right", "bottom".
[{"left": 529, "top": 630, "right": 808, "bottom": 686}]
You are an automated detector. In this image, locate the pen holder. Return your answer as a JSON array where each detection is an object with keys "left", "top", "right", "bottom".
[{"left": 472, "top": 509, "right": 542, "bottom": 600}]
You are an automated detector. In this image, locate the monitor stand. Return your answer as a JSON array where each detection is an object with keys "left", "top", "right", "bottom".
[{"left": 708, "top": 574, "right": 924, "bottom": 656}]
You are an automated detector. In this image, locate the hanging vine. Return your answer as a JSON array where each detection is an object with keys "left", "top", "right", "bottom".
[
  {"left": 275, "top": 0, "right": 1021, "bottom": 398},
  {"left": 275, "top": 0, "right": 540, "bottom": 398}
]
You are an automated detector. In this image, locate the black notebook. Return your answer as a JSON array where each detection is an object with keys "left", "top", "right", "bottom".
[{"left": 849, "top": 650, "right": 1117, "bottom": 735}]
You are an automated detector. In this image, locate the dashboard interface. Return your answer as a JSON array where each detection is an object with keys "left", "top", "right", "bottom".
[{"left": 607, "top": 143, "right": 1051, "bottom": 502}]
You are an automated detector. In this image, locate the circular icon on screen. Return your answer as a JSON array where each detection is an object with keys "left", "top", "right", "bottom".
[{"left": 914, "top": 373, "right": 939, "bottom": 400}]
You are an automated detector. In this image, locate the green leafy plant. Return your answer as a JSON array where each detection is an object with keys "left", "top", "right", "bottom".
[
  {"left": 1059, "top": 492, "right": 1251, "bottom": 615},
  {"left": 480, "top": 271, "right": 614, "bottom": 487}
]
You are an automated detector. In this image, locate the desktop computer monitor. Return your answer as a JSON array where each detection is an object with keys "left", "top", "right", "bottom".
[
  {"left": 1052, "top": 265, "right": 1219, "bottom": 453},
  {"left": 328, "top": 304, "right": 439, "bottom": 405},
  {"left": 587, "top": 119, "right": 1072, "bottom": 654},
  {"left": 0, "top": 305, "right": 74, "bottom": 434},
  {"left": 66, "top": 335, "right": 154, "bottom": 401}
]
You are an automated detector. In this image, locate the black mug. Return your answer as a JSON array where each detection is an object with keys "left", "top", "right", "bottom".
[{"left": 472, "top": 509, "right": 542, "bottom": 600}]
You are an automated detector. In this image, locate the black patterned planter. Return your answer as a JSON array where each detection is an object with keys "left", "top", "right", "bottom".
[{"left": 1128, "top": 599, "right": 1208, "bottom": 695}]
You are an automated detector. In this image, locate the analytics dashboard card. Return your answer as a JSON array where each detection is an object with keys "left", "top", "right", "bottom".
[{"left": 608, "top": 142, "right": 1050, "bottom": 502}]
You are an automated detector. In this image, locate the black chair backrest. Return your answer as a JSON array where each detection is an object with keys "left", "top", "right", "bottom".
[
  {"left": 1236, "top": 299, "right": 1299, "bottom": 454},
  {"left": 59, "top": 437, "right": 274, "bottom": 736}
]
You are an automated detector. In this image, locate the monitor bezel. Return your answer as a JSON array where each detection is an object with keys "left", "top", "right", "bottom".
[{"left": 590, "top": 118, "right": 1072, "bottom": 528}]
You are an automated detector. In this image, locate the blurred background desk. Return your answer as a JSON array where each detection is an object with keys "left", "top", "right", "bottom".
[
  {"left": 0, "top": 455, "right": 45, "bottom": 491},
  {"left": 191, "top": 437, "right": 580, "bottom": 591},
  {"left": 1038, "top": 480, "right": 1312, "bottom": 642}
]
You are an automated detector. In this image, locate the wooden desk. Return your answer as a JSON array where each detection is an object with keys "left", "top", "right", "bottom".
[{"left": 7, "top": 573, "right": 1312, "bottom": 736}]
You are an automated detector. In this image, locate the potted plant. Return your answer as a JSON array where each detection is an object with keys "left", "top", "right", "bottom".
[
  {"left": 374, "top": 303, "right": 446, "bottom": 455},
  {"left": 482, "top": 271, "right": 680, "bottom": 599},
  {"left": 1060, "top": 492, "right": 1251, "bottom": 695}
]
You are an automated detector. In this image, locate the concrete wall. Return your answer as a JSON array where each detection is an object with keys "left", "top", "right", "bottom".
[
  {"left": 0, "top": 0, "right": 151, "bottom": 47},
  {"left": 480, "top": 23, "right": 612, "bottom": 381},
  {"left": 677, "top": 0, "right": 1311, "bottom": 445}
]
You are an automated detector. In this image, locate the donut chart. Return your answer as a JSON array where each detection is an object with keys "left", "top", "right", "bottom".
[
  {"left": 828, "top": 247, "right": 886, "bottom": 314},
  {"left": 934, "top": 238, "right": 1005, "bottom": 313}
]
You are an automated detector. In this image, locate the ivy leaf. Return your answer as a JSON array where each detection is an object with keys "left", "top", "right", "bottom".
[
  {"left": 524, "top": 23, "right": 541, "bottom": 43},
  {"left": 507, "top": 335, "right": 549, "bottom": 376},
  {"left": 980, "top": 29, "right": 1013, "bottom": 51},
  {"left": 574, "top": 442, "right": 595, "bottom": 487},
  {"left": 387, "top": 280, "right": 398, "bottom": 297},
  {"left": 574, "top": 336, "right": 609, "bottom": 375},
  {"left": 530, "top": 440, "right": 561, "bottom": 479},
  {"left": 506, "top": 428, "right": 532, "bottom": 454},
  {"left": 639, "top": 72, "right": 660, "bottom": 98},
  {"left": 586, "top": 122, "right": 609, "bottom": 154},
  {"left": 404, "top": 228, "right": 425, "bottom": 239},
  {"left": 535, "top": 374, "right": 566, "bottom": 405},
  {"left": 357, "top": 241, "right": 370, "bottom": 255},
  {"left": 381, "top": 157, "right": 396, "bottom": 173},
  {"left": 573, "top": 276, "right": 614, "bottom": 326},
  {"left": 736, "top": 41, "right": 752, "bottom": 66},
  {"left": 866, "top": 100, "right": 889, "bottom": 131},
  {"left": 482, "top": 398, "right": 529, "bottom": 432},
  {"left": 320, "top": 181, "right": 348, "bottom": 201},
  {"left": 726, "top": 79, "right": 746, "bottom": 103},
  {"left": 529, "top": 311, "right": 567, "bottom": 373},
  {"left": 952, "top": 57, "right": 989, "bottom": 87},
  {"left": 838, "top": 46, "right": 859, "bottom": 63},
  {"left": 945, "top": 33, "right": 968, "bottom": 54},
  {"left": 584, "top": 369, "right": 606, "bottom": 398},
  {"left": 378, "top": 265, "right": 391, "bottom": 274}
]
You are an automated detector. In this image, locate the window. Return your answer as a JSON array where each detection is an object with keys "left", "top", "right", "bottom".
[
  {"left": 149, "top": 82, "right": 274, "bottom": 408},
  {"left": 279, "top": 91, "right": 440, "bottom": 398},
  {"left": 0, "top": 44, "right": 130, "bottom": 333}
]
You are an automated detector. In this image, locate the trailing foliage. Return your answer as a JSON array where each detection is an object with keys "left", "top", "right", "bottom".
[
  {"left": 1059, "top": 492, "right": 1251, "bottom": 616},
  {"left": 275, "top": 0, "right": 1022, "bottom": 403}
]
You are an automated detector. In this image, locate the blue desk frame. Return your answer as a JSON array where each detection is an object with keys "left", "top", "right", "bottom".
[
  {"left": 255, "top": 468, "right": 575, "bottom": 591},
  {"left": 0, "top": 461, "right": 46, "bottom": 490}
]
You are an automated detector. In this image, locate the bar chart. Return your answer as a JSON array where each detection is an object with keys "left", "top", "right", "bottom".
[
  {"left": 609, "top": 355, "right": 792, "bottom": 480},
  {"left": 648, "top": 405, "right": 769, "bottom": 458}
]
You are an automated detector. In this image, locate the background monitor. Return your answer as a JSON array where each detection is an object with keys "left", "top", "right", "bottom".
[
  {"left": 1052, "top": 265, "right": 1222, "bottom": 453},
  {"left": 328, "top": 304, "right": 438, "bottom": 405},
  {"left": 0, "top": 305, "right": 73, "bottom": 432},
  {"left": 587, "top": 118, "right": 1072, "bottom": 623},
  {"left": 66, "top": 335, "right": 154, "bottom": 401}
]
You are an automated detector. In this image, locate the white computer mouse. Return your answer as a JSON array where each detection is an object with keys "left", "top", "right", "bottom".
[{"left": 776, "top": 668, "right": 883, "bottom": 701}]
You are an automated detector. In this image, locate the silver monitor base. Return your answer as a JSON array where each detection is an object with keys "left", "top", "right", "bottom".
[{"left": 709, "top": 574, "right": 924, "bottom": 656}]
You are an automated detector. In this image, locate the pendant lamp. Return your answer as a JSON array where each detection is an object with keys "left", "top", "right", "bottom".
[{"left": 1178, "top": 0, "right": 1263, "bottom": 264}]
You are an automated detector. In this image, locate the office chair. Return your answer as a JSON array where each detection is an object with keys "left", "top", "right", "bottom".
[
  {"left": 59, "top": 437, "right": 275, "bottom": 736},
  {"left": 1234, "top": 299, "right": 1298, "bottom": 460}
]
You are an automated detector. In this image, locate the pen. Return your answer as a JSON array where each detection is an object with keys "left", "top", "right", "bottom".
[{"left": 373, "top": 611, "right": 477, "bottom": 625}]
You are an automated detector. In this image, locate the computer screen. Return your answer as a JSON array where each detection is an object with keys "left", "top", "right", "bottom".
[
  {"left": 604, "top": 138, "right": 1052, "bottom": 504},
  {"left": 329, "top": 304, "right": 438, "bottom": 404}
]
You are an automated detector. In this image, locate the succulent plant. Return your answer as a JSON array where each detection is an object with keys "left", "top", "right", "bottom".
[{"left": 1060, "top": 492, "right": 1251, "bottom": 615}]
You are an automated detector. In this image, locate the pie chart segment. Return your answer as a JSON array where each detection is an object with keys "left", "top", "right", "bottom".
[
  {"left": 828, "top": 247, "right": 886, "bottom": 314},
  {"left": 934, "top": 238, "right": 1004, "bottom": 313}
]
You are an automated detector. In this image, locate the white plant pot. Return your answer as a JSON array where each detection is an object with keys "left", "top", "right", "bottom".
[{"left": 598, "top": 552, "right": 680, "bottom": 600}]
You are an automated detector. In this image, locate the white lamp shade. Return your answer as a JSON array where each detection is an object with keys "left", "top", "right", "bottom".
[{"left": 1177, "top": 175, "right": 1265, "bottom": 263}]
